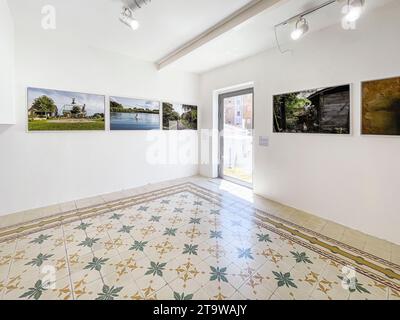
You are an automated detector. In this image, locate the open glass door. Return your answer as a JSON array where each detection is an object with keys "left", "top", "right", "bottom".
[{"left": 218, "top": 88, "right": 254, "bottom": 187}]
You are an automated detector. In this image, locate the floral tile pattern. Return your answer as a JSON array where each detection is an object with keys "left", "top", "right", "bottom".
[{"left": 0, "top": 182, "right": 399, "bottom": 300}]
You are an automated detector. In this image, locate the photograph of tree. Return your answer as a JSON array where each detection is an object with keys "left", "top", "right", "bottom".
[
  {"left": 162, "top": 103, "right": 198, "bottom": 130},
  {"left": 273, "top": 85, "right": 350, "bottom": 134},
  {"left": 110, "top": 96, "right": 160, "bottom": 131},
  {"left": 28, "top": 87, "right": 105, "bottom": 131},
  {"left": 362, "top": 76, "right": 400, "bottom": 136}
]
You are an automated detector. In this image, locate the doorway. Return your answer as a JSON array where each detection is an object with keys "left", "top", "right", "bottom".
[{"left": 218, "top": 88, "right": 254, "bottom": 187}]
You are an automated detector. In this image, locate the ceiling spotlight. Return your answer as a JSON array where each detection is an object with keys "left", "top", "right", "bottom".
[
  {"left": 343, "top": 0, "right": 364, "bottom": 23},
  {"left": 291, "top": 17, "right": 309, "bottom": 40},
  {"left": 120, "top": 7, "right": 140, "bottom": 30}
]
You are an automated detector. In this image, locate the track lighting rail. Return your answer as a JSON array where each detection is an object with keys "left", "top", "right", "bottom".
[
  {"left": 126, "top": 0, "right": 151, "bottom": 12},
  {"left": 274, "top": 0, "right": 337, "bottom": 28},
  {"left": 274, "top": 0, "right": 364, "bottom": 53}
]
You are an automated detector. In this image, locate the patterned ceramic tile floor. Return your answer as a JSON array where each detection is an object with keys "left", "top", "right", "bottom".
[{"left": 0, "top": 177, "right": 399, "bottom": 300}]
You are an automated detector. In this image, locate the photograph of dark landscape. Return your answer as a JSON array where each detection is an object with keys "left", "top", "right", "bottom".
[{"left": 273, "top": 85, "right": 350, "bottom": 134}]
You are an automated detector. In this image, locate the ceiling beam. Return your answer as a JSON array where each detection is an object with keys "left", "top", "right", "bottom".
[{"left": 155, "top": 0, "right": 283, "bottom": 70}]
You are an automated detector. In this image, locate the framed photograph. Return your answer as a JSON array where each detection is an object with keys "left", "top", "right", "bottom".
[
  {"left": 362, "top": 76, "right": 400, "bottom": 136},
  {"left": 110, "top": 96, "right": 160, "bottom": 131},
  {"left": 162, "top": 102, "right": 198, "bottom": 130},
  {"left": 273, "top": 85, "right": 351, "bottom": 134},
  {"left": 27, "top": 87, "right": 105, "bottom": 131}
]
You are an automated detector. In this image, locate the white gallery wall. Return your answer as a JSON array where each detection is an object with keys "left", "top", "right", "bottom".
[
  {"left": 0, "top": 0, "right": 15, "bottom": 124},
  {"left": 199, "top": 1, "right": 400, "bottom": 244},
  {"left": 0, "top": 12, "right": 199, "bottom": 216}
]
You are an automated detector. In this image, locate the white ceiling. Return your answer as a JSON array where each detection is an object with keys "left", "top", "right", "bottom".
[
  {"left": 7, "top": 0, "right": 252, "bottom": 62},
  {"left": 7, "top": 0, "right": 395, "bottom": 74}
]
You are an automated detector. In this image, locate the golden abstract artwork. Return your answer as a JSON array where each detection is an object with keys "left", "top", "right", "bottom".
[{"left": 362, "top": 76, "right": 400, "bottom": 135}]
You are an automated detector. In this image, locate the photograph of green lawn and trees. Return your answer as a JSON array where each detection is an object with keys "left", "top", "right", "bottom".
[{"left": 27, "top": 87, "right": 105, "bottom": 131}]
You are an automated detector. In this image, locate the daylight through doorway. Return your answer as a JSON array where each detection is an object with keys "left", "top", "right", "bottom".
[{"left": 219, "top": 88, "right": 254, "bottom": 187}]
